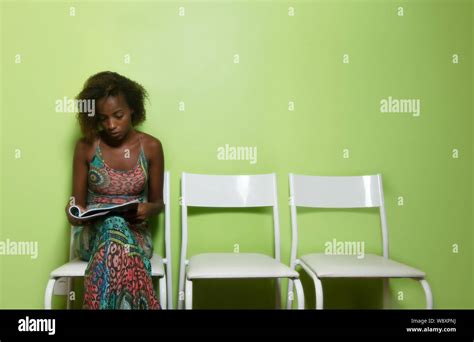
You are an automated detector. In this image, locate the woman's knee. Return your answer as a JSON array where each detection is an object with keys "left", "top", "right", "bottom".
[
  {"left": 100, "top": 215, "right": 129, "bottom": 231},
  {"left": 95, "top": 215, "right": 137, "bottom": 245},
  {"left": 104, "top": 215, "right": 127, "bottom": 224}
]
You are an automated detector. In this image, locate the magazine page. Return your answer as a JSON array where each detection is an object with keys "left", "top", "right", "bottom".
[{"left": 69, "top": 199, "right": 140, "bottom": 221}]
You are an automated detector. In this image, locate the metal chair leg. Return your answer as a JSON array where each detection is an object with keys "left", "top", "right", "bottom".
[
  {"left": 44, "top": 279, "right": 56, "bottom": 309},
  {"left": 420, "top": 279, "right": 433, "bottom": 309},
  {"left": 293, "top": 278, "right": 305, "bottom": 310},
  {"left": 185, "top": 278, "right": 193, "bottom": 310}
]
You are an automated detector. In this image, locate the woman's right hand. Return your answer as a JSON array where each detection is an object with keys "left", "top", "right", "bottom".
[{"left": 65, "top": 202, "right": 86, "bottom": 226}]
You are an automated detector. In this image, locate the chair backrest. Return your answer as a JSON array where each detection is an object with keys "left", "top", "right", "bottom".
[
  {"left": 181, "top": 173, "right": 278, "bottom": 207},
  {"left": 290, "top": 174, "right": 384, "bottom": 208},
  {"left": 288, "top": 173, "right": 389, "bottom": 266},
  {"left": 68, "top": 171, "right": 173, "bottom": 308},
  {"left": 180, "top": 172, "right": 282, "bottom": 261}
]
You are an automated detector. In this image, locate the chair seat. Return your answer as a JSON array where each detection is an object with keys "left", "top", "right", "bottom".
[
  {"left": 150, "top": 254, "right": 165, "bottom": 277},
  {"left": 50, "top": 254, "right": 164, "bottom": 278},
  {"left": 187, "top": 253, "right": 299, "bottom": 280},
  {"left": 300, "top": 253, "right": 425, "bottom": 278},
  {"left": 50, "top": 258, "right": 88, "bottom": 278}
]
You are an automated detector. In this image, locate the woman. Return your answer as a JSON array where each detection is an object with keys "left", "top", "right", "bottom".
[{"left": 65, "top": 71, "right": 164, "bottom": 309}]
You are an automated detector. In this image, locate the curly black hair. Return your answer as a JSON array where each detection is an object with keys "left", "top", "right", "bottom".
[{"left": 76, "top": 71, "right": 148, "bottom": 142}]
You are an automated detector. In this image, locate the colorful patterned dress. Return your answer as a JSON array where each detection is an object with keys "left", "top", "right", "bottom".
[{"left": 73, "top": 135, "right": 161, "bottom": 309}]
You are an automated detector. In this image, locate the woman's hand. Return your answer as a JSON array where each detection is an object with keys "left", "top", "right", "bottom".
[
  {"left": 122, "top": 202, "right": 163, "bottom": 224},
  {"left": 65, "top": 202, "right": 86, "bottom": 226}
]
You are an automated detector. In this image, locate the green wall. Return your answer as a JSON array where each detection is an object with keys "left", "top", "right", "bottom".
[{"left": 0, "top": 0, "right": 472, "bottom": 309}]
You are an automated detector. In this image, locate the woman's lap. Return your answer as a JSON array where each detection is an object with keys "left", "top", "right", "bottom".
[
  {"left": 73, "top": 216, "right": 154, "bottom": 261},
  {"left": 72, "top": 215, "right": 159, "bottom": 309}
]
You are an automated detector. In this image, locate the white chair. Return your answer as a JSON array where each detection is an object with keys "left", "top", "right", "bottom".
[
  {"left": 44, "top": 171, "right": 173, "bottom": 309},
  {"left": 177, "top": 172, "right": 305, "bottom": 310},
  {"left": 286, "top": 173, "right": 433, "bottom": 310}
]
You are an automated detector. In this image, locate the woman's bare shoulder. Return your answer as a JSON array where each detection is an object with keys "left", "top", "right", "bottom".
[
  {"left": 138, "top": 131, "right": 163, "bottom": 153},
  {"left": 74, "top": 137, "right": 96, "bottom": 163}
]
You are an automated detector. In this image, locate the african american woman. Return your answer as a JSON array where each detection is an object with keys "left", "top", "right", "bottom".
[{"left": 65, "top": 71, "right": 164, "bottom": 309}]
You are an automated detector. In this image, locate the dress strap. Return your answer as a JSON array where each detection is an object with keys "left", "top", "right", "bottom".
[
  {"left": 96, "top": 136, "right": 101, "bottom": 150},
  {"left": 137, "top": 133, "right": 143, "bottom": 149},
  {"left": 96, "top": 136, "right": 104, "bottom": 161},
  {"left": 137, "top": 133, "right": 148, "bottom": 181},
  {"left": 138, "top": 133, "right": 146, "bottom": 158}
]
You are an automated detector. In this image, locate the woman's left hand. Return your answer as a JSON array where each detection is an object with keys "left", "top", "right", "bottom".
[{"left": 123, "top": 202, "right": 162, "bottom": 223}]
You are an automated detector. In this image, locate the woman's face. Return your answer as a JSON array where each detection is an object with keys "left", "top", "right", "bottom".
[{"left": 96, "top": 93, "right": 133, "bottom": 142}]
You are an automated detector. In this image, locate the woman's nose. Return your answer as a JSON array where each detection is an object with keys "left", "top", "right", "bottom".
[{"left": 106, "top": 119, "right": 117, "bottom": 130}]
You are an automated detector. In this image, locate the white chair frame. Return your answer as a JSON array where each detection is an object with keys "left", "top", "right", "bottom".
[
  {"left": 286, "top": 173, "right": 433, "bottom": 310},
  {"left": 177, "top": 172, "right": 304, "bottom": 310}
]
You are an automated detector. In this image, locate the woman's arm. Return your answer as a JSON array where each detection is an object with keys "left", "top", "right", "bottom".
[
  {"left": 65, "top": 138, "right": 90, "bottom": 226},
  {"left": 129, "top": 136, "right": 165, "bottom": 222},
  {"left": 146, "top": 137, "right": 165, "bottom": 214}
]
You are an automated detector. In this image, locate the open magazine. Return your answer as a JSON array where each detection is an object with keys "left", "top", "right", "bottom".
[{"left": 68, "top": 199, "right": 140, "bottom": 221}]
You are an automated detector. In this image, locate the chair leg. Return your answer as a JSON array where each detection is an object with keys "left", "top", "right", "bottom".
[
  {"left": 293, "top": 278, "right": 305, "bottom": 310},
  {"left": 44, "top": 278, "right": 56, "bottom": 309},
  {"left": 159, "top": 275, "right": 167, "bottom": 310},
  {"left": 300, "top": 262, "right": 323, "bottom": 309},
  {"left": 286, "top": 279, "right": 295, "bottom": 309},
  {"left": 314, "top": 276, "right": 324, "bottom": 309},
  {"left": 178, "top": 267, "right": 186, "bottom": 310},
  {"left": 165, "top": 263, "right": 173, "bottom": 310},
  {"left": 419, "top": 279, "right": 433, "bottom": 309},
  {"left": 383, "top": 278, "right": 390, "bottom": 309},
  {"left": 185, "top": 278, "right": 193, "bottom": 310}
]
